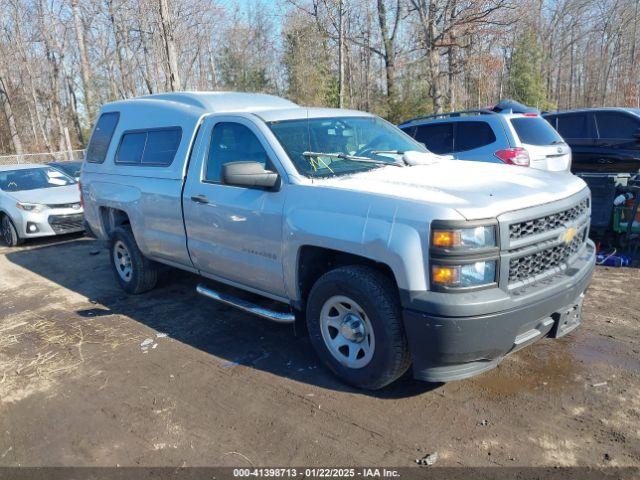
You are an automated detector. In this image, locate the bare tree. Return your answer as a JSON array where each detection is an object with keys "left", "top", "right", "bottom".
[
  {"left": 0, "top": 67, "right": 24, "bottom": 155},
  {"left": 158, "top": 0, "right": 181, "bottom": 90},
  {"left": 70, "top": 0, "right": 94, "bottom": 121},
  {"left": 1, "top": 0, "right": 640, "bottom": 156}
]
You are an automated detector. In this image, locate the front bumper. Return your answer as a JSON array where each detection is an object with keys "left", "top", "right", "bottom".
[
  {"left": 403, "top": 240, "right": 596, "bottom": 382},
  {"left": 14, "top": 208, "right": 85, "bottom": 238}
]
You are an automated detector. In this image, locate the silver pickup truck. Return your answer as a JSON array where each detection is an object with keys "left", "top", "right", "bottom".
[{"left": 81, "top": 92, "right": 596, "bottom": 389}]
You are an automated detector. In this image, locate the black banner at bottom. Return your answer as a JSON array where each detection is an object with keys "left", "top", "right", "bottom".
[{"left": 0, "top": 467, "right": 638, "bottom": 480}]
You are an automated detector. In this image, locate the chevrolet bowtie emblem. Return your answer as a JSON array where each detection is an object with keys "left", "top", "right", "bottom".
[{"left": 561, "top": 227, "right": 577, "bottom": 244}]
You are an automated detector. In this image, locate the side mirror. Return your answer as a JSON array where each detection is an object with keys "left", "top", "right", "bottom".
[{"left": 222, "top": 161, "right": 280, "bottom": 189}]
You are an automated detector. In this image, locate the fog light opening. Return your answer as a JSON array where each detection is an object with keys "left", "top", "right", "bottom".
[{"left": 27, "top": 222, "right": 39, "bottom": 233}]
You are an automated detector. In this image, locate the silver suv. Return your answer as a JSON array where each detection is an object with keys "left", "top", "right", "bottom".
[{"left": 398, "top": 101, "right": 571, "bottom": 172}]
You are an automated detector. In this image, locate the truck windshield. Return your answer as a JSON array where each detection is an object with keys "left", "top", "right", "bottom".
[
  {"left": 268, "top": 116, "right": 426, "bottom": 177},
  {"left": 0, "top": 167, "right": 76, "bottom": 192}
]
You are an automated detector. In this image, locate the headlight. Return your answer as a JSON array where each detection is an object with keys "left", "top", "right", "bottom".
[
  {"left": 432, "top": 226, "right": 496, "bottom": 250},
  {"left": 16, "top": 202, "right": 46, "bottom": 212},
  {"left": 431, "top": 261, "right": 497, "bottom": 289}
]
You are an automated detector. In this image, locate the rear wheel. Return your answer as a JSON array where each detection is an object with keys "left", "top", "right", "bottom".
[
  {"left": 110, "top": 226, "right": 158, "bottom": 294},
  {"left": 1, "top": 214, "right": 22, "bottom": 247},
  {"left": 306, "top": 265, "right": 411, "bottom": 390}
]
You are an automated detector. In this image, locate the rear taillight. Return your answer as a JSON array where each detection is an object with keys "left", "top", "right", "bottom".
[
  {"left": 78, "top": 180, "right": 84, "bottom": 208},
  {"left": 494, "top": 147, "right": 530, "bottom": 167}
]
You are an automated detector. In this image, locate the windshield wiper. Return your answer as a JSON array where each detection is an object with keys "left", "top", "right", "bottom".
[
  {"left": 302, "top": 151, "right": 403, "bottom": 167},
  {"left": 549, "top": 140, "right": 566, "bottom": 145},
  {"left": 370, "top": 150, "right": 406, "bottom": 155}
]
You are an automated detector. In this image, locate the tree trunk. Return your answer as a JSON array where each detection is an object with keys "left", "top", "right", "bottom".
[
  {"left": 630, "top": 0, "right": 639, "bottom": 106},
  {"left": 412, "top": 0, "right": 444, "bottom": 113},
  {"left": 337, "top": 0, "right": 345, "bottom": 108},
  {"left": 0, "top": 74, "right": 24, "bottom": 156},
  {"left": 65, "top": 69, "right": 84, "bottom": 145},
  {"left": 71, "top": 0, "right": 93, "bottom": 122},
  {"left": 11, "top": 4, "right": 52, "bottom": 151},
  {"left": 376, "top": 0, "right": 399, "bottom": 119},
  {"left": 108, "top": 0, "right": 133, "bottom": 98},
  {"left": 158, "top": 0, "right": 181, "bottom": 91}
]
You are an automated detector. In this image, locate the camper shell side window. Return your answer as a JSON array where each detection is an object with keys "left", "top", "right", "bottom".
[{"left": 114, "top": 127, "right": 182, "bottom": 166}]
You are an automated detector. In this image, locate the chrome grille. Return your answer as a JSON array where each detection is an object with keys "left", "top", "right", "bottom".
[
  {"left": 509, "top": 198, "right": 589, "bottom": 240},
  {"left": 508, "top": 231, "right": 585, "bottom": 283}
]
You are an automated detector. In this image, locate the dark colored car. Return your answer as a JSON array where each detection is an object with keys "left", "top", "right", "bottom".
[
  {"left": 543, "top": 108, "right": 640, "bottom": 174},
  {"left": 48, "top": 161, "right": 83, "bottom": 180}
]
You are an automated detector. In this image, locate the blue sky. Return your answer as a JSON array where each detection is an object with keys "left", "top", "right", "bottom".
[
  {"left": 221, "top": 0, "right": 289, "bottom": 33},
  {"left": 221, "top": 0, "right": 282, "bottom": 12}
]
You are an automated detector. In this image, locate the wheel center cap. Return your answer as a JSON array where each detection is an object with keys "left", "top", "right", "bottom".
[{"left": 340, "top": 314, "right": 366, "bottom": 342}]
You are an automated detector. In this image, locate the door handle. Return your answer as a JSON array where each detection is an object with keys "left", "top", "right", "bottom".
[{"left": 191, "top": 194, "right": 209, "bottom": 204}]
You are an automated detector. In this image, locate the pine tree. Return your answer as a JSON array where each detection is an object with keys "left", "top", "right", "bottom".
[
  {"left": 282, "top": 16, "right": 337, "bottom": 107},
  {"left": 508, "top": 28, "right": 548, "bottom": 109}
]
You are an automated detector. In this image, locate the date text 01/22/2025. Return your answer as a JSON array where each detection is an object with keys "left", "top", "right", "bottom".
[{"left": 232, "top": 468, "right": 401, "bottom": 478}]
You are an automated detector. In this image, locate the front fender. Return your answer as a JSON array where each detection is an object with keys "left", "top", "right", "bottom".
[{"left": 282, "top": 190, "right": 446, "bottom": 301}]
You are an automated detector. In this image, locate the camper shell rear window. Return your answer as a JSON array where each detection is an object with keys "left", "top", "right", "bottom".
[{"left": 115, "top": 127, "right": 182, "bottom": 166}]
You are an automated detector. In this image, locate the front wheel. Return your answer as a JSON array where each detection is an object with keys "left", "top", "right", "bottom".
[
  {"left": 306, "top": 265, "right": 411, "bottom": 390},
  {"left": 1, "top": 214, "right": 22, "bottom": 247},
  {"left": 110, "top": 226, "right": 158, "bottom": 294}
]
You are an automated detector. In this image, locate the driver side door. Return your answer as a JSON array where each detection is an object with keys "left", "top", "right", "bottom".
[{"left": 183, "top": 117, "right": 287, "bottom": 299}]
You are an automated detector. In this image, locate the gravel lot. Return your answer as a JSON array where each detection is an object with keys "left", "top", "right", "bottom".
[{"left": 0, "top": 235, "right": 639, "bottom": 467}]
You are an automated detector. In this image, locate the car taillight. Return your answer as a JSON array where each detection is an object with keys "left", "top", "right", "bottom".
[
  {"left": 78, "top": 180, "right": 84, "bottom": 208},
  {"left": 494, "top": 148, "right": 530, "bottom": 167}
]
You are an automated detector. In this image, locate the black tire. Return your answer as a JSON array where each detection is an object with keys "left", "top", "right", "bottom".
[
  {"left": 306, "top": 265, "right": 411, "bottom": 390},
  {"left": 109, "top": 226, "right": 158, "bottom": 294},
  {"left": 1, "top": 214, "right": 22, "bottom": 247}
]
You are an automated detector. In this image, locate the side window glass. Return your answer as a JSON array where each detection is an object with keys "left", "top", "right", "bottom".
[
  {"left": 454, "top": 121, "right": 496, "bottom": 152},
  {"left": 400, "top": 125, "right": 416, "bottom": 138},
  {"left": 143, "top": 129, "right": 182, "bottom": 165},
  {"left": 116, "top": 132, "right": 146, "bottom": 164},
  {"left": 544, "top": 115, "right": 557, "bottom": 129},
  {"left": 557, "top": 114, "right": 589, "bottom": 139},
  {"left": 205, "top": 122, "right": 270, "bottom": 182},
  {"left": 414, "top": 123, "right": 454, "bottom": 154},
  {"left": 115, "top": 127, "right": 182, "bottom": 166},
  {"left": 595, "top": 112, "right": 640, "bottom": 139},
  {"left": 86, "top": 112, "right": 119, "bottom": 163}
]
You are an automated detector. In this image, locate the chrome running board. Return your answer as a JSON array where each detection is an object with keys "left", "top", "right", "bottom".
[{"left": 196, "top": 283, "right": 295, "bottom": 324}]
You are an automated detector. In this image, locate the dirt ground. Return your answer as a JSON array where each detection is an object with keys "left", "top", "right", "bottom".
[{"left": 0, "top": 235, "right": 639, "bottom": 468}]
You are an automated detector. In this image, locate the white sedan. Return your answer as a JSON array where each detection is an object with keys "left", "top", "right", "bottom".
[{"left": 0, "top": 164, "right": 84, "bottom": 247}]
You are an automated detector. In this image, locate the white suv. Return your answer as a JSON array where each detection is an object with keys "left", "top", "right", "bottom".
[{"left": 398, "top": 100, "right": 572, "bottom": 172}]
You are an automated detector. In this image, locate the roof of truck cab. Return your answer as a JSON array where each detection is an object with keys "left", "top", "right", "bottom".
[{"left": 102, "top": 91, "right": 298, "bottom": 117}]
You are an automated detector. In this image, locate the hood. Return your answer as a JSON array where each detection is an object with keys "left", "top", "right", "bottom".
[
  {"left": 316, "top": 160, "right": 586, "bottom": 220},
  {"left": 6, "top": 184, "right": 80, "bottom": 205}
]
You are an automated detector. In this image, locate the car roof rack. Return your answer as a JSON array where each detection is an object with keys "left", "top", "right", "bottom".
[
  {"left": 399, "top": 99, "right": 540, "bottom": 126},
  {"left": 400, "top": 109, "right": 497, "bottom": 124}
]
